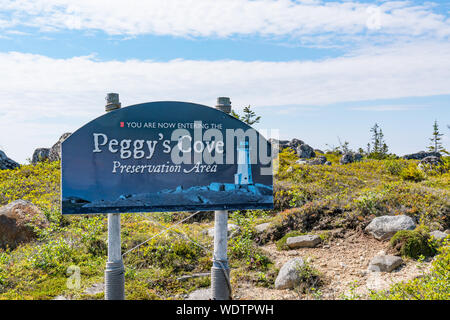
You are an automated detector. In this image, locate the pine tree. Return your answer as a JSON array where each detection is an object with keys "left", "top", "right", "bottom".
[
  {"left": 428, "top": 120, "right": 445, "bottom": 154},
  {"left": 231, "top": 105, "right": 261, "bottom": 125},
  {"left": 368, "top": 123, "right": 389, "bottom": 159},
  {"left": 370, "top": 123, "right": 381, "bottom": 153}
]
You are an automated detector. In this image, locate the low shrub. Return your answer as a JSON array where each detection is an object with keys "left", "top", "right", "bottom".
[
  {"left": 354, "top": 191, "right": 384, "bottom": 216},
  {"left": 228, "top": 211, "right": 272, "bottom": 270},
  {"left": 390, "top": 230, "right": 437, "bottom": 259},
  {"left": 293, "top": 261, "right": 322, "bottom": 294},
  {"left": 400, "top": 163, "right": 426, "bottom": 182},
  {"left": 384, "top": 159, "right": 408, "bottom": 176}
]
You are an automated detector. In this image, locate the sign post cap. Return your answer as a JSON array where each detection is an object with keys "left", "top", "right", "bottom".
[
  {"left": 216, "top": 97, "right": 231, "bottom": 114},
  {"left": 105, "top": 93, "right": 121, "bottom": 112}
]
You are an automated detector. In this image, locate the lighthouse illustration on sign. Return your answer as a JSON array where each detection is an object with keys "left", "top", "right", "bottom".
[{"left": 235, "top": 140, "right": 253, "bottom": 185}]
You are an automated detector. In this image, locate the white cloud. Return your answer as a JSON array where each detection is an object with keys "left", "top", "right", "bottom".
[
  {"left": 350, "top": 105, "right": 425, "bottom": 111},
  {"left": 0, "top": 0, "right": 449, "bottom": 44},
  {"left": 1, "top": 41, "right": 450, "bottom": 162}
]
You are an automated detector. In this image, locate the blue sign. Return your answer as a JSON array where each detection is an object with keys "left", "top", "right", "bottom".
[{"left": 61, "top": 101, "right": 273, "bottom": 214}]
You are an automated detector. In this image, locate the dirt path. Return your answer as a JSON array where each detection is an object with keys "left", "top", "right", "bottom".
[{"left": 234, "top": 230, "right": 431, "bottom": 300}]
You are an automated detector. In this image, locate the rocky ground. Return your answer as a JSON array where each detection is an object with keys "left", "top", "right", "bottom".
[{"left": 232, "top": 229, "right": 432, "bottom": 300}]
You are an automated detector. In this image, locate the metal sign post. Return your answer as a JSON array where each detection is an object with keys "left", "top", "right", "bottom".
[
  {"left": 211, "top": 97, "right": 232, "bottom": 300},
  {"left": 104, "top": 93, "right": 125, "bottom": 300}
]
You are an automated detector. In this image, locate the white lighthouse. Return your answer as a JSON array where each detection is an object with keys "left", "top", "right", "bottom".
[{"left": 234, "top": 140, "right": 253, "bottom": 185}]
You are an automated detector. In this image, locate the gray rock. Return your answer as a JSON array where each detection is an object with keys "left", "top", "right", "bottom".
[
  {"left": 354, "top": 153, "right": 363, "bottom": 162},
  {"left": 340, "top": 152, "right": 363, "bottom": 165},
  {"left": 269, "top": 139, "right": 289, "bottom": 151},
  {"left": 31, "top": 148, "right": 50, "bottom": 164},
  {"left": 269, "top": 138, "right": 304, "bottom": 153},
  {"left": 289, "top": 139, "right": 304, "bottom": 150},
  {"left": 368, "top": 255, "right": 403, "bottom": 272},
  {"left": 0, "top": 150, "right": 20, "bottom": 170},
  {"left": 325, "top": 161, "right": 332, "bottom": 166},
  {"left": 340, "top": 153, "right": 353, "bottom": 164},
  {"left": 286, "top": 235, "right": 321, "bottom": 249},
  {"left": 295, "top": 159, "right": 308, "bottom": 165},
  {"left": 308, "top": 155, "right": 327, "bottom": 165},
  {"left": 403, "top": 151, "right": 441, "bottom": 160},
  {"left": 418, "top": 156, "right": 444, "bottom": 170},
  {"left": 429, "top": 230, "right": 448, "bottom": 241},
  {"left": 275, "top": 257, "right": 305, "bottom": 290},
  {"left": 365, "top": 215, "right": 416, "bottom": 240},
  {"left": 186, "top": 288, "right": 211, "bottom": 300},
  {"left": 205, "top": 223, "right": 239, "bottom": 238},
  {"left": 296, "top": 144, "right": 316, "bottom": 159},
  {"left": 48, "top": 132, "right": 72, "bottom": 162},
  {"left": 254, "top": 222, "right": 271, "bottom": 234}
]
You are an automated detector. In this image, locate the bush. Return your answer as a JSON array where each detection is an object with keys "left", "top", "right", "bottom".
[
  {"left": 273, "top": 182, "right": 295, "bottom": 211},
  {"left": 354, "top": 191, "right": 383, "bottom": 216},
  {"left": 390, "top": 230, "right": 437, "bottom": 259},
  {"left": 384, "top": 159, "right": 408, "bottom": 176},
  {"left": 293, "top": 261, "right": 322, "bottom": 294},
  {"left": 228, "top": 211, "right": 272, "bottom": 270},
  {"left": 31, "top": 239, "right": 76, "bottom": 274},
  {"left": 400, "top": 163, "right": 426, "bottom": 182}
]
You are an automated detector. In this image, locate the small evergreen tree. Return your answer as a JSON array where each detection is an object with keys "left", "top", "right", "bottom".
[
  {"left": 231, "top": 105, "right": 261, "bottom": 125},
  {"left": 428, "top": 120, "right": 447, "bottom": 154},
  {"left": 368, "top": 123, "right": 389, "bottom": 159}
]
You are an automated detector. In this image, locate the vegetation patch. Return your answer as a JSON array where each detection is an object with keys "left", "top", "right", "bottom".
[
  {"left": 293, "top": 261, "right": 323, "bottom": 294},
  {"left": 371, "top": 240, "right": 450, "bottom": 300},
  {"left": 390, "top": 230, "right": 437, "bottom": 259}
]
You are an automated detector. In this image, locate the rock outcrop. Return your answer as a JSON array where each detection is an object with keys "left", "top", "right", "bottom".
[
  {"left": 269, "top": 138, "right": 304, "bottom": 153},
  {"left": 365, "top": 215, "right": 416, "bottom": 240},
  {"left": 296, "top": 144, "right": 316, "bottom": 159},
  {"left": 307, "top": 156, "right": 327, "bottom": 165},
  {"left": 0, "top": 200, "right": 49, "bottom": 249},
  {"left": 0, "top": 150, "right": 20, "bottom": 170},
  {"left": 48, "top": 132, "right": 72, "bottom": 162},
  {"left": 418, "top": 156, "right": 444, "bottom": 168},
  {"left": 340, "top": 153, "right": 363, "bottom": 165},
  {"left": 31, "top": 148, "right": 50, "bottom": 164},
  {"left": 402, "top": 151, "right": 441, "bottom": 160}
]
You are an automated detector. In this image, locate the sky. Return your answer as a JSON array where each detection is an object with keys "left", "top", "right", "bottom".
[{"left": 0, "top": 0, "right": 449, "bottom": 164}]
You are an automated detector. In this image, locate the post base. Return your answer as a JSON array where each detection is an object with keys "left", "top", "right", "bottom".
[
  {"left": 211, "top": 264, "right": 230, "bottom": 300},
  {"left": 105, "top": 261, "right": 125, "bottom": 300}
]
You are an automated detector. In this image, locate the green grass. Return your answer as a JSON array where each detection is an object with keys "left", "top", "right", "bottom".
[{"left": 0, "top": 152, "right": 449, "bottom": 299}]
